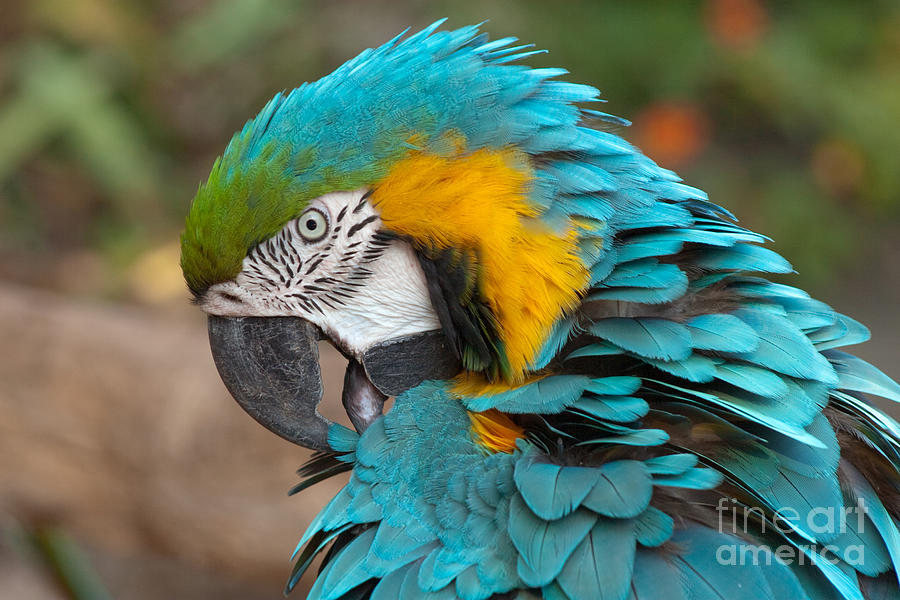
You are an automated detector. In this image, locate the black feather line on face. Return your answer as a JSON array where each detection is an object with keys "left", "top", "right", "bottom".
[
  {"left": 346, "top": 214, "right": 379, "bottom": 239},
  {"left": 353, "top": 189, "right": 374, "bottom": 214},
  {"left": 418, "top": 255, "right": 461, "bottom": 355},
  {"left": 415, "top": 247, "right": 503, "bottom": 378},
  {"left": 305, "top": 256, "right": 325, "bottom": 274}
]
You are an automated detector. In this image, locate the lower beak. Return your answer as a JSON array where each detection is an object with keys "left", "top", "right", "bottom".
[{"left": 207, "top": 316, "right": 460, "bottom": 450}]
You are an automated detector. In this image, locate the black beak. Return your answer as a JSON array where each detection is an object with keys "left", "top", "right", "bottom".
[
  {"left": 207, "top": 316, "right": 461, "bottom": 450},
  {"left": 208, "top": 316, "right": 330, "bottom": 450}
]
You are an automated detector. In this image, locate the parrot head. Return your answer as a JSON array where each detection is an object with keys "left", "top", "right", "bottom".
[{"left": 181, "top": 21, "right": 610, "bottom": 449}]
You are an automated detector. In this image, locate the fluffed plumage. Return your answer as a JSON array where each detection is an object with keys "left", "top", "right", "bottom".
[{"left": 182, "top": 21, "right": 900, "bottom": 600}]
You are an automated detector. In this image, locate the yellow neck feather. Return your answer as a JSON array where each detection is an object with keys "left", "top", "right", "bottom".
[
  {"left": 468, "top": 409, "right": 525, "bottom": 453},
  {"left": 372, "top": 145, "right": 589, "bottom": 380}
]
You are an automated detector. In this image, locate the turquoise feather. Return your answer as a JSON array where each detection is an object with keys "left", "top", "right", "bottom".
[
  {"left": 509, "top": 496, "right": 596, "bottom": 587},
  {"left": 556, "top": 519, "right": 635, "bottom": 600},
  {"left": 632, "top": 507, "right": 674, "bottom": 548},
  {"left": 580, "top": 461, "right": 652, "bottom": 518},
  {"left": 686, "top": 313, "right": 760, "bottom": 353},
  {"left": 589, "top": 318, "right": 693, "bottom": 361},
  {"left": 514, "top": 461, "right": 602, "bottom": 520}
]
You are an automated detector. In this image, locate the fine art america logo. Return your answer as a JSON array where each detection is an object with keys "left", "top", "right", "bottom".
[{"left": 715, "top": 497, "right": 868, "bottom": 566}]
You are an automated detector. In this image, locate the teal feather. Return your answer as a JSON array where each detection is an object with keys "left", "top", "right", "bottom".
[
  {"left": 585, "top": 376, "right": 642, "bottom": 396},
  {"left": 558, "top": 194, "right": 615, "bottom": 221},
  {"left": 753, "top": 414, "right": 840, "bottom": 479},
  {"left": 514, "top": 461, "right": 602, "bottom": 520},
  {"left": 652, "top": 466, "right": 723, "bottom": 490},
  {"left": 571, "top": 395, "right": 650, "bottom": 423},
  {"left": 648, "top": 226, "right": 764, "bottom": 247},
  {"left": 456, "top": 564, "right": 493, "bottom": 600},
  {"left": 643, "top": 453, "right": 698, "bottom": 475},
  {"left": 508, "top": 494, "right": 597, "bottom": 587},
  {"left": 576, "top": 424, "right": 670, "bottom": 447},
  {"left": 328, "top": 424, "right": 360, "bottom": 452},
  {"left": 729, "top": 309, "right": 839, "bottom": 384},
  {"left": 731, "top": 277, "right": 808, "bottom": 299},
  {"left": 346, "top": 481, "right": 383, "bottom": 523},
  {"left": 312, "top": 527, "right": 378, "bottom": 600},
  {"left": 589, "top": 318, "right": 692, "bottom": 361},
  {"left": 842, "top": 463, "right": 900, "bottom": 588},
  {"left": 668, "top": 526, "right": 807, "bottom": 600},
  {"left": 797, "top": 545, "right": 865, "bottom": 600},
  {"left": 418, "top": 548, "right": 467, "bottom": 590},
  {"left": 686, "top": 313, "right": 760, "bottom": 353},
  {"left": 542, "top": 161, "right": 617, "bottom": 194},
  {"left": 564, "top": 342, "right": 623, "bottom": 360},
  {"left": 644, "top": 354, "right": 718, "bottom": 382},
  {"left": 720, "top": 380, "right": 820, "bottom": 431},
  {"left": 827, "top": 350, "right": 900, "bottom": 403},
  {"left": 614, "top": 233, "right": 684, "bottom": 262},
  {"left": 580, "top": 461, "right": 652, "bottom": 518},
  {"left": 633, "top": 507, "right": 674, "bottom": 547},
  {"left": 713, "top": 362, "right": 789, "bottom": 398},
  {"left": 761, "top": 469, "right": 844, "bottom": 543},
  {"left": 650, "top": 380, "right": 826, "bottom": 447},
  {"left": 832, "top": 391, "right": 900, "bottom": 441},
  {"left": 371, "top": 521, "right": 431, "bottom": 561},
  {"left": 530, "top": 317, "right": 578, "bottom": 370},
  {"left": 402, "top": 563, "right": 455, "bottom": 600},
  {"left": 810, "top": 315, "right": 870, "bottom": 350},
  {"left": 612, "top": 201, "right": 693, "bottom": 229},
  {"left": 589, "top": 245, "right": 620, "bottom": 284},
  {"left": 830, "top": 497, "right": 892, "bottom": 577},
  {"left": 689, "top": 272, "right": 734, "bottom": 289},
  {"left": 461, "top": 374, "right": 591, "bottom": 413},
  {"left": 557, "top": 519, "right": 636, "bottom": 600},
  {"left": 687, "top": 243, "right": 793, "bottom": 274},
  {"left": 587, "top": 282, "right": 689, "bottom": 304},
  {"left": 370, "top": 564, "right": 411, "bottom": 600},
  {"left": 297, "top": 486, "right": 352, "bottom": 547},
  {"left": 541, "top": 582, "right": 569, "bottom": 600},
  {"left": 778, "top": 296, "right": 838, "bottom": 330},
  {"left": 582, "top": 109, "right": 631, "bottom": 127},
  {"left": 601, "top": 259, "right": 686, "bottom": 289},
  {"left": 629, "top": 550, "right": 688, "bottom": 600}
]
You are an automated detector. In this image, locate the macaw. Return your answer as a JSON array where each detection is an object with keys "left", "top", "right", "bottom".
[{"left": 180, "top": 21, "right": 900, "bottom": 600}]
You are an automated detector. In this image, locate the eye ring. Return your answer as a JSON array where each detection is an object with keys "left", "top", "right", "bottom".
[{"left": 297, "top": 209, "right": 329, "bottom": 242}]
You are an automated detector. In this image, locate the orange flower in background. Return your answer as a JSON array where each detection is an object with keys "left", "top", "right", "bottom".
[
  {"left": 633, "top": 102, "right": 710, "bottom": 169},
  {"left": 706, "top": 0, "right": 768, "bottom": 50}
]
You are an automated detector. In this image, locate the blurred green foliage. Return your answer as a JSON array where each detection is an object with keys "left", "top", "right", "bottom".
[{"left": 0, "top": 0, "right": 898, "bottom": 300}]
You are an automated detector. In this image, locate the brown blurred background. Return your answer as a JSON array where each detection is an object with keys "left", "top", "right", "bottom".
[{"left": 1, "top": 0, "right": 899, "bottom": 598}]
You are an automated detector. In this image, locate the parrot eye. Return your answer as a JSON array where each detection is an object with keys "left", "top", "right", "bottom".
[{"left": 297, "top": 209, "right": 329, "bottom": 242}]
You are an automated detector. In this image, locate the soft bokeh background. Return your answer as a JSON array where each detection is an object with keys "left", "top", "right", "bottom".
[{"left": 1, "top": 1, "right": 898, "bottom": 598}]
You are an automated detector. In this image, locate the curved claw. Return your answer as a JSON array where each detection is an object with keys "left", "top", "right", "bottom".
[{"left": 208, "top": 315, "right": 332, "bottom": 451}]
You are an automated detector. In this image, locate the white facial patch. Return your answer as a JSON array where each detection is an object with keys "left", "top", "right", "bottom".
[{"left": 200, "top": 189, "right": 441, "bottom": 360}]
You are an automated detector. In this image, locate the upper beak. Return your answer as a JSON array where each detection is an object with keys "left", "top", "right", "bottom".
[
  {"left": 207, "top": 316, "right": 461, "bottom": 450},
  {"left": 208, "top": 316, "right": 330, "bottom": 450}
]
